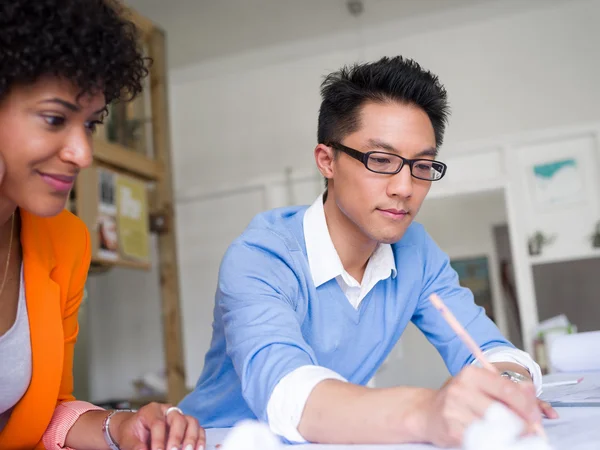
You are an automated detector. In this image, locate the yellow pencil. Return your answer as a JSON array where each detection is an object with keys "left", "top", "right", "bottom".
[{"left": 429, "top": 293, "right": 547, "bottom": 441}]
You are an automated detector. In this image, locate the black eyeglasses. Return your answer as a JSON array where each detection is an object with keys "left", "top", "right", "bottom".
[{"left": 328, "top": 142, "right": 447, "bottom": 181}]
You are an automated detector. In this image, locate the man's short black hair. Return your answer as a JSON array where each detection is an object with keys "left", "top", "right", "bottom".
[
  {"left": 318, "top": 55, "right": 450, "bottom": 155},
  {"left": 0, "top": 0, "right": 149, "bottom": 103}
]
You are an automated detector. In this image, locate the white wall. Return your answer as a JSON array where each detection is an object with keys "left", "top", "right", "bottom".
[
  {"left": 176, "top": 189, "right": 267, "bottom": 386},
  {"left": 128, "top": 0, "right": 563, "bottom": 69},
  {"left": 86, "top": 235, "right": 165, "bottom": 402},
  {"left": 418, "top": 189, "right": 509, "bottom": 335},
  {"left": 170, "top": 0, "right": 600, "bottom": 197}
]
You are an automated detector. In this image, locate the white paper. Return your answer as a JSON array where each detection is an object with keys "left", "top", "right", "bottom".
[
  {"left": 207, "top": 428, "right": 233, "bottom": 450},
  {"left": 542, "top": 407, "right": 600, "bottom": 450},
  {"left": 540, "top": 375, "right": 600, "bottom": 405},
  {"left": 548, "top": 331, "right": 600, "bottom": 373}
]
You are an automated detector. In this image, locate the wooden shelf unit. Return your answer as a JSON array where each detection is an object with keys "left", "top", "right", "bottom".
[{"left": 73, "top": 5, "right": 187, "bottom": 405}]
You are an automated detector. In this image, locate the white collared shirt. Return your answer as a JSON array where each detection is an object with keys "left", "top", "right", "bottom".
[
  {"left": 303, "top": 193, "right": 397, "bottom": 309},
  {"left": 266, "top": 194, "right": 542, "bottom": 442}
]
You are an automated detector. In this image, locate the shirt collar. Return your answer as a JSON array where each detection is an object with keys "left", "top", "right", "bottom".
[{"left": 303, "top": 193, "right": 397, "bottom": 288}]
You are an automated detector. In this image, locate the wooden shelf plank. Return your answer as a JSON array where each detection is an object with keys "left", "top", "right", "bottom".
[
  {"left": 91, "top": 257, "right": 151, "bottom": 271},
  {"left": 93, "top": 138, "right": 163, "bottom": 181}
]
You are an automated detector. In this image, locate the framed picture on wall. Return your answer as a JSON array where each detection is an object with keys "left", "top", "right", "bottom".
[
  {"left": 529, "top": 157, "right": 586, "bottom": 210},
  {"left": 450, "top": 256, "right": 495, "bottom": 323}
]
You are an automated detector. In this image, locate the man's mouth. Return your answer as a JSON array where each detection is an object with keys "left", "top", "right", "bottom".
[{"left": 377, "top": 208, "right": 409, "bottom": 219}]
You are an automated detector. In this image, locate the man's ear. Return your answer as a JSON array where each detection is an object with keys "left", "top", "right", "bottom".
[{"left": 314, "top": 143, "right": 335, "bottom": 184}]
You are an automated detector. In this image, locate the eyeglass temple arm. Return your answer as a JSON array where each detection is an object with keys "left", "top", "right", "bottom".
[{"left": 330, "top": 143, "right": 369, "bottom": 164}]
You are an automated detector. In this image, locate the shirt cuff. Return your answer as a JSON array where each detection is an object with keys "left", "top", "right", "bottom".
[
  {"left": 471, "top": 346, "right": 543, "bottom": 396},
  {"left": 266, "top": 365, "right": 347, "bottom": 443},
  {"left": 42, "top": 400, "right": 105, "bottom": 449}
]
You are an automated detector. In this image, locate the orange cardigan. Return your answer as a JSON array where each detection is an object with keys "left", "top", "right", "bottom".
[{"left": 0, "top": 209, "right": 91, "bottom": 449}]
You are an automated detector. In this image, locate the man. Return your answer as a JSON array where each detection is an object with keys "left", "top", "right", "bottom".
[{"left": 179, "top": 56, "right": 556, "bottom": 447}]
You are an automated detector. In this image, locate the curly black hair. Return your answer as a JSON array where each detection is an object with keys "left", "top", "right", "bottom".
[{"left": 0, "top": 0, "right": 149, "bottom": 104}]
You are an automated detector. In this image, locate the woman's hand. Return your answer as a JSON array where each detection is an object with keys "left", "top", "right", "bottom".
[{"left": 111, "top": 403, "right": 205, "bottom": 450}]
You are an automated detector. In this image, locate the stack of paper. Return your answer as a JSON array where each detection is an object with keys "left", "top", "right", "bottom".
[{"left": 541, "top": 373, "right": 600, "bottom": 407}]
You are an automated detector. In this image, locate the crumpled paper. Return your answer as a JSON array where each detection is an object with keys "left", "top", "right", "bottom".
[
  {"left": 463, "top": 402, "right": 554, "bottom": 450},
  {"left": 218, "top": 420, "right": 283, "bottom": 450}
]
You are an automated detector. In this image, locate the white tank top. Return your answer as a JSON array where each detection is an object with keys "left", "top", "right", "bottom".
[{"left": 0, "top": 265, "right": 32, "bottom": 431}]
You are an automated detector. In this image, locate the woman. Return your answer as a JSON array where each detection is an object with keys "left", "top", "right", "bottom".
[{"left": 0, "top": 0, "right": 205, "bottom": 449}]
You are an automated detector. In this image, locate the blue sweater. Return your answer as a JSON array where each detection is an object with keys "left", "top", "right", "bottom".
[{"left": 179, "top": 206, "right": 511, "bottom": 428}]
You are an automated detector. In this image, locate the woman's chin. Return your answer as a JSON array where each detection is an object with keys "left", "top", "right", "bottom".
[{"left": 25, "top": 198, "right": 70, "bottom": 218}]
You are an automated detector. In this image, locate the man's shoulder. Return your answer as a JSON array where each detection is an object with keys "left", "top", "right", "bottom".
[
  {"left": 236, "top": 205, "right": 308, "bottom": 250},
  {"left": 218, "top": 206, "right": 311, "bottom": 297},
  {"left": 219, "top": 206, "right": 310, "bottom": 275}
]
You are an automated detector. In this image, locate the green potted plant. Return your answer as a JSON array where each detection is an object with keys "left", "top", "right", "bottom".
[{"left": 528, "top": 231, "right": 556, "bottom": 256}]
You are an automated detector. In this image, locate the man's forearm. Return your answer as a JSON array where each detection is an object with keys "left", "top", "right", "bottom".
[{"left": 297, "top": 379, "right": 435, "bottom": 444}]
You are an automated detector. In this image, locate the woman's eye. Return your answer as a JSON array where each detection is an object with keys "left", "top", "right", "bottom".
[
  {"left": 86, "top": 120, "right": 103, "bottom": 134},
  {"left": 43, "top": 115, "right": 66, "bottom": 127}
]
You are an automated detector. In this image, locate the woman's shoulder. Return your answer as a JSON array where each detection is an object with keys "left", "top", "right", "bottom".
[
  {"left": 25, "top": 209, "right": 90, "bottom": 260},
  {"left": 38, "top": 209, "right": 88, "bottom": 238}
]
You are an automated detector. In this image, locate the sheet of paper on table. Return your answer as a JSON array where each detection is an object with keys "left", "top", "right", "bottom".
[{"left": 541, "top": 373, "right": 600, "bottom": 406}]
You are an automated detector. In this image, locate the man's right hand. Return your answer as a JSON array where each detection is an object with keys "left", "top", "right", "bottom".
[{"left": 414, "top": 366, "right": 541, "bottom": 447}]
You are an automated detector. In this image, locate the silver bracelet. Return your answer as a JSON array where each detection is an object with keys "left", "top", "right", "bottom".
[{"left": 102, "top": 409, "right": 136, "bottom": 450}]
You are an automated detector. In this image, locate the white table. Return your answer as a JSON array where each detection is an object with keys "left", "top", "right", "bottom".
[
  {"left": 206, "top": 407, "right": 600, "bottom": 450},
  {"left": 205, "top": 373, "right": 600, "bottom": 449}
]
